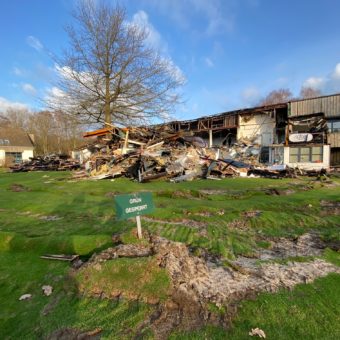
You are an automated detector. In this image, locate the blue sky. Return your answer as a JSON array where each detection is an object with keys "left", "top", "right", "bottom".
[{"left": 1, "top": 0, "right": 340, "bottom": 120}]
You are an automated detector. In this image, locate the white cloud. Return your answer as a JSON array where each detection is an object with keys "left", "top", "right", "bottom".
[
  {"left": 21, "top": 83, "right": 37, "bottom": 96},
  {"left": 165, "top": 58, "right": 186, "bottom": 84},
  {"left": 143, "top": 0, "right": 235, "bottom": 36},
  {"left": 13, "top": 67, "right": 24, "bottom": 76},
  {"left": 130, "top": 10, "right": 186, "bottom": 84},
  {"left": 132, "top": 10, "right": 167, "bottom": 52},
  {"left": 26, "top": 35, "right": 43, "bottom": 51},
  {"left": 302, "top": 62, "right": 340, "bottom": 93},
  {"left": 332, "top": 63, "right": 340, "bottom": 80},
  {"left": 0, "top": 97, "right": 29, "bottom": 112},
  {"left": 275, "top": 77, "right": 289, "bottom": 86},
  {"left": 241, "top": 86, "right": 261, "bottom": 106},
  {"left": 46, "top": 86, "right": 65, "bottom": 99},
  {"left": 303, "top": 77, "right": 325, "bottom": 90},
  {"left": 205, "top": 57, "right": 214, "bottom": 68}
]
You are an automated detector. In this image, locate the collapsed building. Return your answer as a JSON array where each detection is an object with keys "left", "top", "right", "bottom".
[{"left": 72, "top": 93, "right": 340, "bottom": 181}]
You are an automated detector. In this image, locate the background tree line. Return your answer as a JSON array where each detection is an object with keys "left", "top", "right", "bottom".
[{"left": 0, "top": 109, "right": 84, "bottom": 156}]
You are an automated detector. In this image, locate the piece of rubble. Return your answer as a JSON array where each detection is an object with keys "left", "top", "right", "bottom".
[
  {"left": 42, "top": 285, "right": 53, "bottom": 296},
  {"left": 10, "top": 154, "right": 80, "bottom": 172},
  {"left": 19, "top": 294, "right": 32, "bottom": 301},
  {"left": 249, "top": 328, "right": 266, "bottom": 338}
]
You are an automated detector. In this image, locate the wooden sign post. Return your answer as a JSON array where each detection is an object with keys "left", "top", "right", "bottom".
[{"left": 114, "top": 192, "right": 155, "bottom": 239}]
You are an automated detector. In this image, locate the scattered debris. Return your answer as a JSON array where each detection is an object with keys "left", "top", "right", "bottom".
[
  {"left": 249, "top": 328, "right": 266, "bottom": 338},
  {"left": 40, "top": 254, "right": 79, "bottom": 262},
  {"left": 9, "top": 154, "right": 80, "bottom": 172},
  {"left": 42, "top": 285, "right": 53, "bottom": 296},
  {"left": 19, "top": 294, "right": 32, "bottom": 301}
]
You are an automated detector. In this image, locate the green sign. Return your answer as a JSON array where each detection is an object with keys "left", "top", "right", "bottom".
[{"left": 115, "top": 192, "right": 155, "bottom": 220}]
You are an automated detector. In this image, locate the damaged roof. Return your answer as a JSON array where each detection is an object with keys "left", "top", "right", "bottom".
[{"left": 0, "top": 127, "right": 34, "bottom": 148}]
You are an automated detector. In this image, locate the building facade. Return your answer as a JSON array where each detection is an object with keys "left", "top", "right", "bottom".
[
  {"left": 0, "top": 127, "right": 35, "bottom": 166},
  {"left": 161, "top": 93, "right": 340, "bottom": 170}
]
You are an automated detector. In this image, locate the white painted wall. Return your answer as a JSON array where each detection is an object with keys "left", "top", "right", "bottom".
[
  {"left": 72, "top": 149, "right": 92, "bottom": 163},
  {"left": 237, "top": 114, "right": 276, "bottom": 145},
  {"left": 284, "top": 145, "right": 330, "bottom": 170},
  {"left": 22, "top": 150, "right": 33, "bottom": 161},
  {"left": 0, "top": 150, "right": 5, "bottom": 166},
  {"left": 0, "top": 149, "right": 33, "bottom": 166}
]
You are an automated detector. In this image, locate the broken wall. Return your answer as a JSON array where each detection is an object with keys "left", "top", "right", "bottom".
[{"left": 237, "top": 113, "right": 276, "bottom": 146}]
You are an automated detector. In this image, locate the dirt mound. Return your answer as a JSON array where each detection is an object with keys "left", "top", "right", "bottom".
[
  {"left": 149, "top": 236, "right": 340, "bottom": 337},
  {"left": 89, "top": 244, "right": 153, "bottom": 263},
  {"left": 79, "top": 234, "right": 340, "bottom": 338}
]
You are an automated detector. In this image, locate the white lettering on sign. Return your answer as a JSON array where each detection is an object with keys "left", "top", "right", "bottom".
[
  {"left": 129, "top": 197, "right": 142, "bottom": 204},
  {"left": 125, "top": 204, "right": 148, "bottom": 214}
]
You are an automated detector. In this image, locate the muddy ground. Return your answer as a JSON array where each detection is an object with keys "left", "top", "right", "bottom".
[{"left": 74, "top": 232, "right": 340, "bottom": 339}]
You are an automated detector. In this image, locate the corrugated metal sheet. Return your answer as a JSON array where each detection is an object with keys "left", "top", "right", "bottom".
[{"left": 289, "top": 94, "right": 340, "bottom": 118}]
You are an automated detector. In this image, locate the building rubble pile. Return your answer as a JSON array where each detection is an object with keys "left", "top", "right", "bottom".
[
  {"left": 76, "top": 126, "right": 293, "bottom": 182},
  {"left": 9, "top": 154, "right": 81, "bottom": 172}
]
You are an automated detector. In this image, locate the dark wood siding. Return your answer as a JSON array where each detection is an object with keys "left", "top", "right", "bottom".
[{"left": 330, "top": 148, "right": 340, "bottom": 165}]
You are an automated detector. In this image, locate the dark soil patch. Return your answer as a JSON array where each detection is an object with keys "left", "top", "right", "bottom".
[
  {"left": 46, "top": 327, "right": 101, "bottom": 340},
  {"left": 72, "top": 234, "right": 340, "bottom": 339},
  {"left": 142, "top": 216, "right": 206, "bottom": 228},
  {"left": 265, "top": 188, "right": 295, "bottom": 196},
  {"left": 9, "top": 183, "right": 30, "bottom": 192},
  {"left": 320, "top": 200, "right": 340, "bottom": 216},
  {"left": 242, "top": 210, "right": 262, "bottom": 218}
]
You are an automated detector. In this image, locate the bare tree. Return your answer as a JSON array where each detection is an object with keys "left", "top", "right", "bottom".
[
  {"left": 26, "top": 111, "right": 83, "bottom": 155},
  {"left": 258, "top": 88, "right": 293, "bottom": 106},
  {"left": 300, "top": 86, "right": 321, "bottom": 99},
  {"left": 2, "top": 108, "right": 31, "bottom": 129},
  {"left": 47, "top": 0, "right": 184, "bottom": 127}
]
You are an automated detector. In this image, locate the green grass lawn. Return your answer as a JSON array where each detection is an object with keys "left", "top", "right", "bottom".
[{"left": 0, "top": 171, "right": 339, "bottom": 338}]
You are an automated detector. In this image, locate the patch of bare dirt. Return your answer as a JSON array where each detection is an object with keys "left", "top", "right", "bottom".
[
  {"left": 142, "top": 216, "right": 206, "bottom": 228},
  {"left": 9, "top": 183, "right": 30, "bottom": 192},
  {"left": 46, "top": 327, "right": 101, "bottom": 340},
  {"left": 320, "top": 200, "right": 340, "bottom": 216},
  {"left": 243, "top": 210, "right": 262, "bottom": 218},
  {"left": 198, "top": 189, "right": 230, "bottom": 195},
  {"left": 265, "top": 188, "right": 296, "bottom": 196},
  {"left": 227, "top": 218, "right": 250, "bottom": 230},
  {"left": 235, "top": 233, "right": 326, "bottom": 267},
  {"left": 79, "top": 233, "right": 340, "bottom": 338},
  {"left": 88, "top": 243, "right": 153, "bottom": 263}
]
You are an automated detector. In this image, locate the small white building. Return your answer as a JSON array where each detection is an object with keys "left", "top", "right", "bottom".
[{"left": 0, "top": 127, "right": 34, "bottom": 166}]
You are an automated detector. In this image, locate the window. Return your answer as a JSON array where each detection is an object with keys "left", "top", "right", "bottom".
[
  {"left": 327, "top": 119, "right": 340, "bottom": 132},
  {"left": 289, "top": 146, "right": 323, "bottom": 163},
  {"left": 5, "top": 152, "right": 22, "bottom": 164}
]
